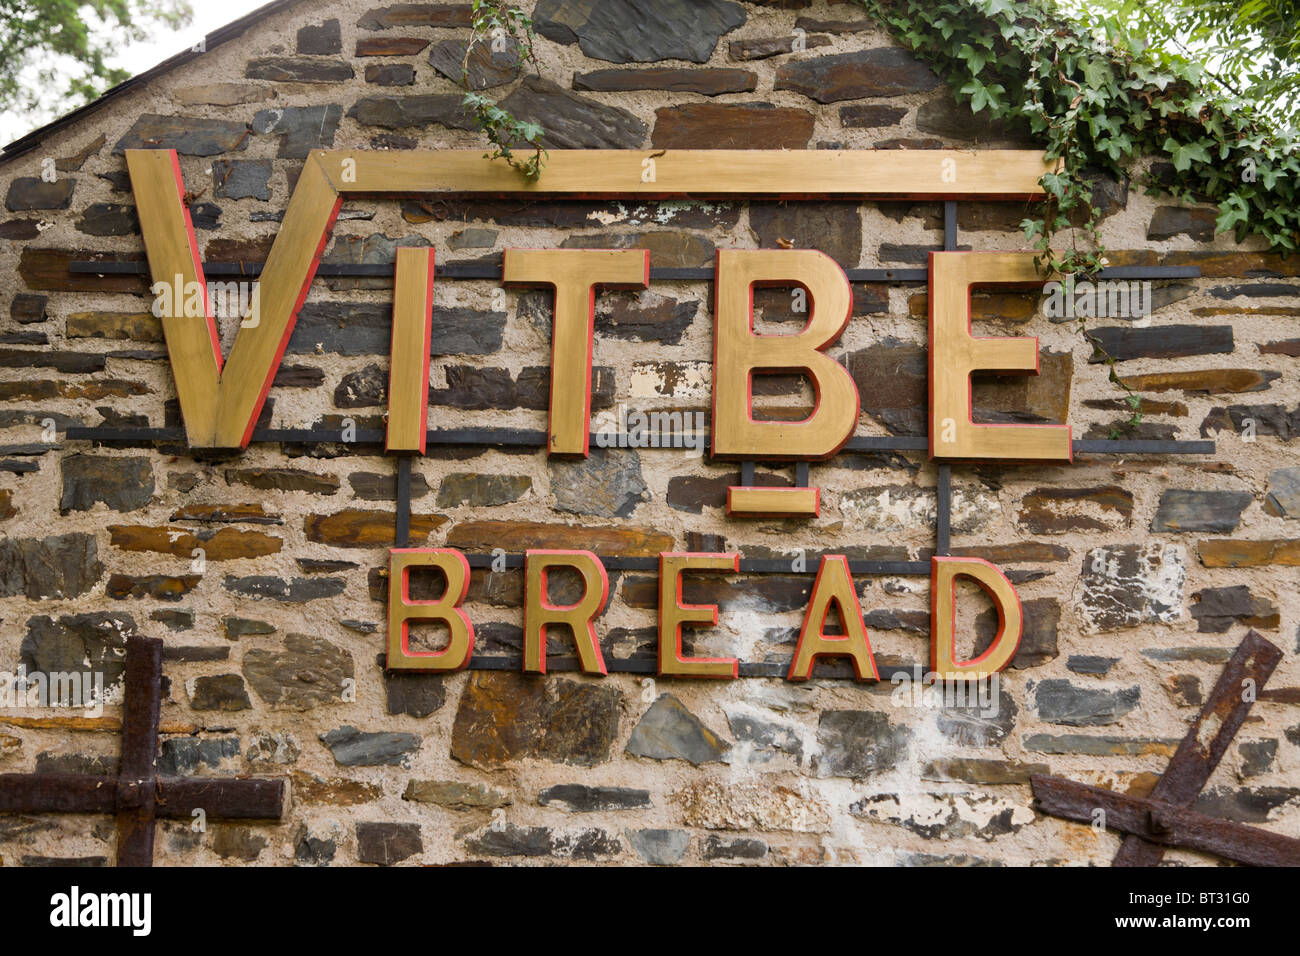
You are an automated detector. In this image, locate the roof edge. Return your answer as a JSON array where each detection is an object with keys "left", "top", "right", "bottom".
[{"left": 0, "top": 0, "right": 304, "bottom": 166}]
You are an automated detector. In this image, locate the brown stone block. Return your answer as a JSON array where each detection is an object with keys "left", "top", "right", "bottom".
[
  {"left": 172, "top": 503, "right": 283, "bottom": 524},
  {"left": 290, "top": 771, "right": 381, "bottom": 806},
  {"left": 1199, "top": 539, "right": 1300, "bottom": 568},
  {"left": 1260, "top": 339, "right": 1300, "bottom": 356},
  {"left": 908, "top": 291, "right": 1038, "bottom": 323},
  {"left": 5, "top": 177, "right": 75, "bottom": 211},
  {"left": 1105, "top": 250, "right": 1300, "bottom": 278},
  {"left": 651, "top": 103, "right": 815, "bottom": 150},
  {"left": 0, "top": 219, "right": 42, "bottom": 239},
  {"left": 667, "top": 471, "right": 788, "bottom": 513},
  {"left": 113, "top": 114, "right": 251, "bottom": 155},
  {"left": 108, "top": 525, "right": 282, "bottom": 561},
  {"left": 846, "top": 339, "right": 927, "bottom": 435},
  {"left": 1088, "top": 325, "right": 1234, "bottom": 363},
  {"left": 729, "top": 34, "right": 832, "bottom": 61},
  {"left": 0, "top": 380, "right": 149, "bottom": 402},
  {"left": 106, "top": 574, "right": 201, "bottom": 600},
  {"left": 1017, "top": 486, "right": 1134, "bottom": 534},
  {"left": 365, "top": 63, "right": 415, "bottom": 86},
  {"left": 225, "top": 467, "right": 341, "bottom": 495},
  {"left": 357, "top": 4, "right": 473, "bottom": 29},
  {"left": 574, "top": 67, "right": 757, "bottom": 95},
  {"left": 1148, "top": 206, "right": 1218, "bottom": 241},
  {"left": 972, "top": 350, "right": 1073, "bottom": 425},
  {"left": 0, "top": 715, "right": 197, "bottom": 734},
  {"left": 18, "top": 248, "right": 149, "bottom": 293},
  {"left": 750, "top": 200, "right": 862, "bottom": 268},
  {"left": 1117, "top": 368, "right": 1280, "bottom": 394},
  {"left": 306, "top": 509, "right": 447, "bottom": 548},
  {"left": 446, "top": 520, "right": 673, "bottom": 557},
  {"left": 204, "top": 236, "right": 275, "bottom": 262},
  {"left": 947, "top": 541, "right": 1070, "bottom": 563},
  {"left": 356, "top": 37, "right": 431, "bottom": 55},
  {"left": 839, "top": 103, "right": 908, "bottom": 128},
  {"left": 1082, "top": 397, "right": 1188, "bottom": 417},
  {"left": 451, "top": 671, "right": 623, "bottom": 770},
  {"left": 66, "top": 311, "right": 162, "bottom": 341},
  {"left": 975, "top": 597, "right": 1061, "bottom": 668}
]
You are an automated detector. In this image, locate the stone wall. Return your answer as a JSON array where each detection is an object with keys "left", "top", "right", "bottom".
[{"left": 0, "top": 0, "right": 1297, "bottom": 866}]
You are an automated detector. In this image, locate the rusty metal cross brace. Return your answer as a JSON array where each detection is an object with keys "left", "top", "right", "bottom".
[
  {"left": 0, "top": 636, "right": 286, "bottom": 866},
  {"left": 1032, "top": 630, "right": 1300, "bottom": 866}
]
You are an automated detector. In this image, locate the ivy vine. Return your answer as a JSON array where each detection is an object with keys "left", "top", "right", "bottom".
[
  {"left": 461, "top": 0, "right": 548, "bottom": 180},
  {"left": 854, "top": 0, "right": 1298, "bottom": 433}
]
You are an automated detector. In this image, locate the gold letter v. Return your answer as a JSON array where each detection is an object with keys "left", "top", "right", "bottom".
[{"left": 128, "top": 149, "right": 342, "bottom": 449}]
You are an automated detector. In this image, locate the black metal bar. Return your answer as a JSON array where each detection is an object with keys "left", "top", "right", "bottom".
[
  {"left": 156, "top": 778, "right": 286, "bottom": 820},
  {"left": 430, "top": 427, "right": 549, "bottom": 446},
  {"left": 1073, "top": 439, "right": 1216, "bottom": 455},
  {"left": 115, "top": 636, "right": 162, "bottom": 869},
  {"left": 464, "top": 655, "right": 924, "bottom": 680},
  {"left": 72, "top": 259, "right": 1207, "bottom": 283},
  {"left": 65, "top": 261, "right": 934, "bottom": 283},
  {"left": 395, "top": 456, "right": 412, "bottom": 549},
  {"left": 936, "top": 464, "right": 952, "bottom": 557},
  {"left": 1095, "top": 266, "right": 1201, "bottom": 280},
  {"left": 944, "top": 201, "right": 958, "bottom": 252},
  {"left": 844, "top": 436, "right": 930, "bottom": 451},
  {"left": 63, "top": 425, "right": 1217, "bottom": 457},
  {"left": 740, "top": 461, "right": 756, "bottom": 486},
  {"left": 462, "top": 552, "right": 928, "bottom": 575},
  {"left": 0, "top": 774, "right": 118, "bottom": 814},
  {"left": 795, "top": 461, "right": 810, "bottom": 488}
]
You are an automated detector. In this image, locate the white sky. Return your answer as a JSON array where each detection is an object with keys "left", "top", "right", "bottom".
[{"left": 1, "top": 0, "right": 271, "bottom": 145}]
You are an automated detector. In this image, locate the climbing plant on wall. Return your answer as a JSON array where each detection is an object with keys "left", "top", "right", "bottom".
[
  {"left": 855, "top": 0, "right": 1299, "bottom": 273},
  {"left": 461, "top": 0, "right": 548, "bottom": 180}
]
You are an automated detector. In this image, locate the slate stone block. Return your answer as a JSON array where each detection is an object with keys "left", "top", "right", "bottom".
[
  {"left": 320, "top": 726, "right": 421, "bottom": 767},
  {"left": 356, "top": 822, "right": 422, "bottom": 865},
  {"left": 1087, "top": 324, "right": 1233, "bottom": 362},
  {"left": 535, "top": 0, "right": 745, "bottom": 63},
  {"left": 1153, "top": 489, "right": 1252, "bottom": 533},
  {"left": 1035, "top": 679, "right": 1140, "bottom": 726},
  {"left": 775, "top": 49, "right": 939, "bottom": 103},
  {"left": 500, "top": 76, "right": 647, "bottom": 149},
  {"left": 252, "top": 105, "right": 343, "bottom": 158},
  {"left": 627, "top": 829, "right": 690, "bottom": 865},
  {"left": 212, "top": 160, "right": 273, "bottom": 201},
  {"left": 347, "top": 94, "right": 475, "bottom": 131},
  {"left": 538, "top": 785, "right": 651, "bottom": 813},
  {"left": 113, "top": 115, "right": 249, "bottom": 155},
  {"left": 626, "top": 694, "right": 729, "bottom": 766},
  {"left": 297, "top": 19, "right": 342, "bottom": 55},
  {"left": 5, "top": 177, "right": 75, "bottom": 211},
  {"left": 814, "top": 710, "right": 909, "bottom": 777},
  {"left": 245, "top": 58, "right": 354, "bottom": 83}
]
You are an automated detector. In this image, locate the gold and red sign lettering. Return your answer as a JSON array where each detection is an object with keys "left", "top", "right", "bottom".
[{"left": 129, "top": 147, "right": 1068, "bottom": 682}]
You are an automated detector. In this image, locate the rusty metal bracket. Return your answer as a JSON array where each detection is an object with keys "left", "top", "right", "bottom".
[{"left": 1031, "top": 631, "right": 1293, "bottom": 867}]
